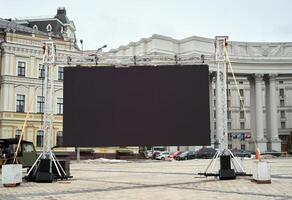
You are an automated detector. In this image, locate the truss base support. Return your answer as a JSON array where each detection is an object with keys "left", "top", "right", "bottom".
[
  {"left": 197, "top": 149, "right": 253, "bottom": 180},
  {"left": 24, "top": 152, "right": 72, "bottom": 183}
]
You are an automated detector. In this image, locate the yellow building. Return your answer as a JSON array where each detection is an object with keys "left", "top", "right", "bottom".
[{"left": 0, "top": 8, "right": 79, "bottom": 152}]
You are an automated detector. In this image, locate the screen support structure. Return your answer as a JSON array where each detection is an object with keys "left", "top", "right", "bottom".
[
  {"left": 25, "top": 41, "right": 68, "bottom": 181},
  {"left": 198, "top": 36, "right": 251, "bottom": 179}
]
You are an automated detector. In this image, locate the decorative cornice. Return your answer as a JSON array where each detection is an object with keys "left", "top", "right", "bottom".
[
  {"left": 108, "top": 34, "right": 292, "bottom": 60},
  {"left": 0, "top": 75, "right": 63, "bottom": 88}
]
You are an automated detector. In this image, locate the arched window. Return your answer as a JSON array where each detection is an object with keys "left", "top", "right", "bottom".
[
  {"left": 56, "top": 131, "right": 63, "bottom": 146},
  {"left": 46, "top": 24, "right": 52, "bottom": 32},
  {"left": 15, "top": 129, "right": 22, "bottom": 140},
  {"left": 32, "top": 25, "right": 38, "bottom": 31},
  {"left": 37, "top": 130, "right": 44, "bottom": 147}
]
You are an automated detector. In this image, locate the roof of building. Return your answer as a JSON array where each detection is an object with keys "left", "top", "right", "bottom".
[
  {"left": 0, "top": 18, "right": 48, "bottom": 36},
  {"left": 7, "top": 8, "right": 75, "bottom": 39}
]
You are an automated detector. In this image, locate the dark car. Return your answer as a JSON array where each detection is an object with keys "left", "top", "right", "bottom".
[
  {"left": 0, "top": 138, "right": 38, "bottom": 168},
  {"left": 232, "top": 149, "right": 251, "bottom": 158},
  {"left": 261, "top": 150, "right": 281, "bottom": 157},
  {"left": 196, "top": 147, "right": 217, "bottom": 159},
  {"left": 176, "top": 151, "right": 196, "bottom": 160}
]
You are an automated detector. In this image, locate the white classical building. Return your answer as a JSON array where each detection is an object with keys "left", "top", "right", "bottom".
[{"left": 106, "top": 34, "right": 292, "bottom": 153}]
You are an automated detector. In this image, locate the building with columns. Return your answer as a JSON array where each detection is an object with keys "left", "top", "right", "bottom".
[
  {"left": 0, "top": 9, "right": 291, "bottom": 154},
  {"left": 107, "top": 34, "right": 292, "bottom": 153}
]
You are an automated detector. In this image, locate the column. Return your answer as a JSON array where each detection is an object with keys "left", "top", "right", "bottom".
[
  {"left": 209, "top": 72, "right": 215, "bottom": 147},
  {"left": 265, "top": 76, "right": 271, "bottom": 148},
  {"left": 248, "top": 76, "right": 256, "bottom": 151},
  {"left": 1, "top": 52, "right": 10, "bottom": 75},
  {"left": 268, "top": 74, "right": 281, "bottom": 151},
  {"left": 255, "top": 74, "right": 267, "bottom": 152}
]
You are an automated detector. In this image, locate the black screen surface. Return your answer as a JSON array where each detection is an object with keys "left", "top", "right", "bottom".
[{"left": 63, "top": 65, "right": 210, "bottom": 147}]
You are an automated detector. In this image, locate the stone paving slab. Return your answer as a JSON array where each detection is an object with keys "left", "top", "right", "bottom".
[{"left": 1, "top": 158, "right": 292, "bottom": 200}]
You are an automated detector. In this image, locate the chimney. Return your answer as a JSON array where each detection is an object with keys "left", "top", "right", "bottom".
[{"left": 57, "top": 7, "right": 66, "bottom": 15}]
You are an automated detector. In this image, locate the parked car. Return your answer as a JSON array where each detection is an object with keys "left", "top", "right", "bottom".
[
  {"left": 0, "top": 138, "right": 37, "bottom": 168},
  {"left": 151, "top": 151, "right": 162, "bottom": 159},
  {"left": 176, "top": 151, "right": 196, "bottom": 160},
  {"left": 196, "top": 147, "right": 216, "bottom": 159},
  {"left": 261, "top": 150, "right": 281, "bottom": 157},
  {"left": 155, "top": 151, "right": 170, "bottom": 160},
  {"left": 169, "top": 151, "right": 182, "bottom": 159},
  {"left": 145, "top": 150, "right": 153, "bottom": 158},
  {"left": 232, "top": 149, "right": 251, "bottom": 158}
]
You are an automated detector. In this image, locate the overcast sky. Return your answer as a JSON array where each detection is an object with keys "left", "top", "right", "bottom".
[{"left": 1, "top": 0, "right": 292, "bottom": 50}]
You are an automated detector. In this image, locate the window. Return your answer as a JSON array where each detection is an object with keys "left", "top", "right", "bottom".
[
  {"left": 46, "top": 24, "right": 52, "bottom": 32},
  {"left": 239, "top": 89, "right": 244, "bottom": 97},
  {"left": 56, "top": 131, "right": 63, "bottom": 146},
  {"left": 228, "top": 144, "right": 232, "bottom": 149},
  {"left": 213, "top": 89, "right": 216, "bottom": 96},
  {"left": 36, "top": 130, "right": 44, "bottom": 147},
  {"left": 39, "top": 64, "right": 45, "bottom": 79},
  {"left": 281, "top": 122, "right": 286, "bottom": 129},
  {"left": 240, "top": 111, "right": 244, "bottom": 119},
  {"left": 280, "top": 100, "right": 285, "bottom": 107},
  {"left": 280, "top": 111, "right": 285, "bottom": 118},
  {"left": 214, "top": 100, "right": 216, "bottom": 107},
  {"left": 279, "top": 81, "right": 284, "bottom": 84},
  {"left": 240, "top": 100, "right": 245, "bottom": 109},
  {"left": 32, "top": 25, "right": 38, "bottom": 30},
  {"left": 15, "top": 130, "right": 22, "bottom": 140},
  {"left": 37, "top": 96, "right": 44, "bottom": 113},
  {"left": 279, "top": 89, "right": 284, "bottom": 98},
  {"left": 241, "top": 144, "right": 246, "bottom": 150},
  {"left": 22, "top": 143, "right": 34, "bottom": 152},
  {"left": 228, "top": 133, "right": 232, "bottom": 140},
  {"left": 227, "top": 111, "right": 231, "bottom": 119},
  {"left": 214, "top": 122, "right": 216, "bottom": 130},
  {"left": 57, "top": 98, "right": 63, "bottom": 114},
  {"left": 227, "top": 89, "right": 231, "bottom": 97},
  {"left": 17, "top": 61, "right": 26, "bottom": 76},
  {"left": 16, "top": 94, "right": 25, "bottom": 112},
  {"left": 214, "top": 111, "right": 216, "bottom": 118},
  {"left": 228, "top": 122, "right": 232, "bottom": 130},
  {"left": 240, "top": 122, "right": 245, "bottom": 130},
  {"left": 239, "top": 81, "right": 243, "bottom": 84},
  {"left": 58, "top": 67, "right": 64, "bottom": 80}
]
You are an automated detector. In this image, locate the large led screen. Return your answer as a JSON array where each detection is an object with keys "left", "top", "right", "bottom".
[{"left": 63, "top": 65, "right": 210, "bottom": 147}]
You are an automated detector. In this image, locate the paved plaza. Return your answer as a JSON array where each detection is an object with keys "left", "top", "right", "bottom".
[{"left": 1, "top": 157, "right": 292, "bottom": 200}]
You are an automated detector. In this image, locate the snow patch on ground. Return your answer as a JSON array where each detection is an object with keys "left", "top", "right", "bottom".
[{"left": 84, "top": 158, "right": 128, "bottom": 163}]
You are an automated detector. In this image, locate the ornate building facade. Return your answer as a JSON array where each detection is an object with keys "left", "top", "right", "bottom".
[
  {"left": 0, "top": 8, "right": 79, "bottom": 151},
  {"left": 107, "top": 34, "right": 292, "bottom": 153}
]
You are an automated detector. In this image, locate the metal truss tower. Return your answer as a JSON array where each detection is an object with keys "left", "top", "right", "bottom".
[
  {"left": 42, "top": 41, "right": 56, "bottom": 157},
  {"left": 215, "top": 36, "right": 229, "bottom": 150},
  {"left": 26, "top": 41, "right": 67, "bottom": 181}
]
